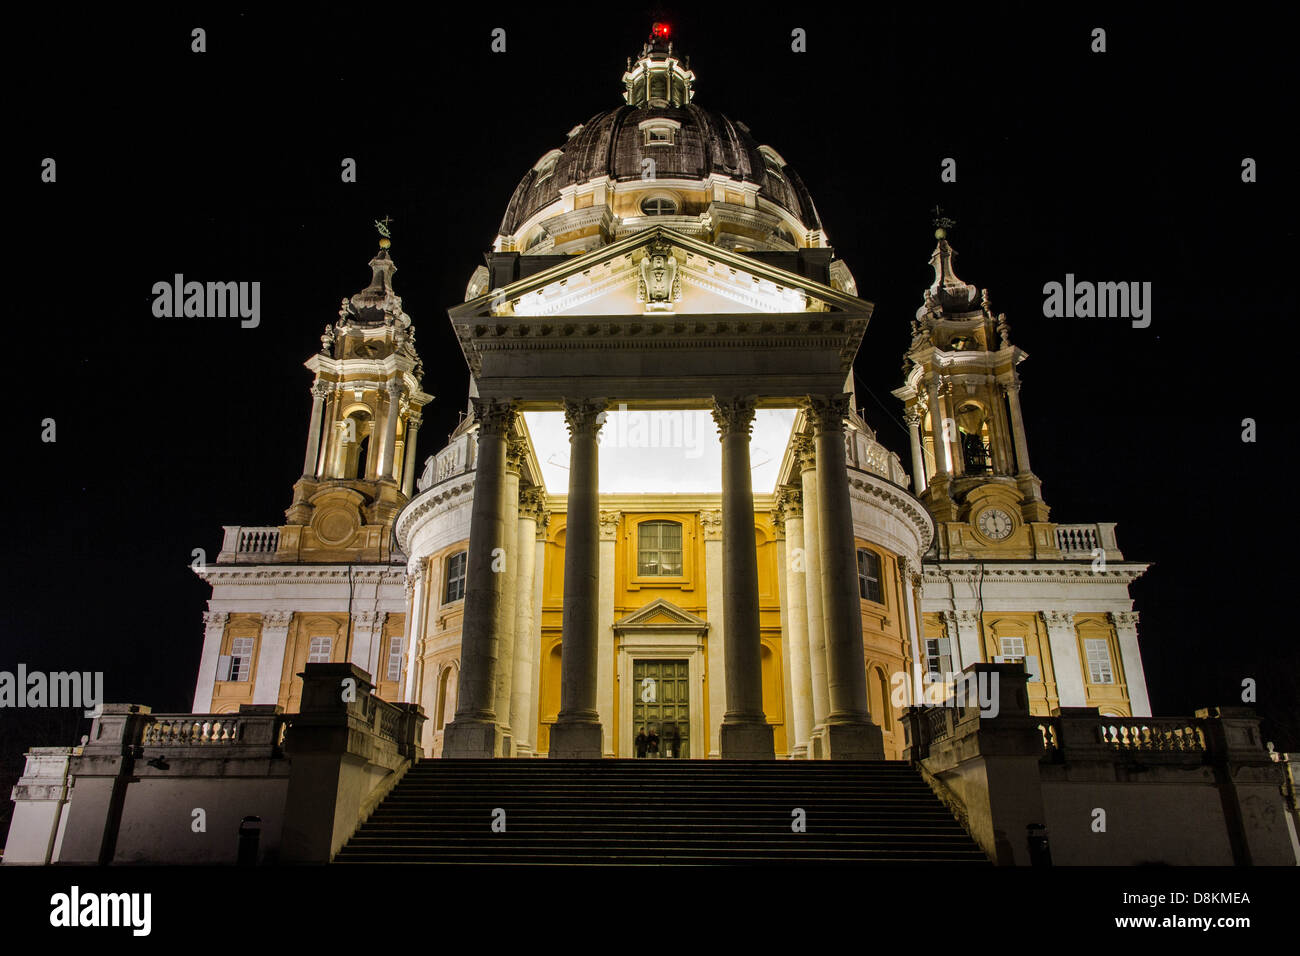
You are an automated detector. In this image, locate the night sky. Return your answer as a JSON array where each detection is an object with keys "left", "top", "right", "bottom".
[{"left": 4, "top": 3, "right": 1295, "bottom": 820}]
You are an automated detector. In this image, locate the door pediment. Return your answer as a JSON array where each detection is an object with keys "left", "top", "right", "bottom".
[{"left": 614, "top": 598, "right": 709, "bottom": 635}]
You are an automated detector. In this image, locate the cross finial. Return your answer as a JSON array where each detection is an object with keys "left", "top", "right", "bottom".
[
  {"left": 374, "top": 216, "right": 394, "bottom": 239},
  {"left": 931, "top": 205, "right": 956, "bottom": 237}
]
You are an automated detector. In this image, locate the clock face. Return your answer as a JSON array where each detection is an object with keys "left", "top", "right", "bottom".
[{"left": 977, "top": 508, "right": 1013, "bottom": 540}]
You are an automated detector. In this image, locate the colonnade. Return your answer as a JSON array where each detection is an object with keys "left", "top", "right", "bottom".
[{"left": 442, "top": 394, "right": 883, "bottom": 759}]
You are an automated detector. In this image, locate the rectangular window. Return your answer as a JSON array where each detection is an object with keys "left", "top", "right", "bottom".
[
  {"left": 228, "top": 637, "right": 255, "bottom": 682},
  {"left": 386, "top": 635, "right": 404, "bottom": 683},
  {"left": 1085, "top": 638, "right": 1114, "bottom": 684},
  {"left": 445, "top": 551, "right": 468, "bottom": 602},
  {"left": 308, "top": 636, "right": 332, "bottom": 664},
  {"left": 857, "top": 549, "right": 883, "bottom": 603},
  {"left": 637, "top": 521, "right": 683, "bottom": 576},
  {"left": 999, "top": 636, "right": 1027, "bottom": 661}
]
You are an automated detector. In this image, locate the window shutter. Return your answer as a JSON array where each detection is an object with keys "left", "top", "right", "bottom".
[
  {"left": 216, "top": 655, "right": 233, "bottom": 682},
  {"left": 1024, "top": 654, "right": 1041, "bottom": 682}
]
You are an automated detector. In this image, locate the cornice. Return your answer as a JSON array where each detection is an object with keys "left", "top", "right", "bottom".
[
  {"left": 846, "top": 469, "right": 934, "bottom": 554},
  {"left": 394, "top": 478, "right": 476, "bottom": 549}
]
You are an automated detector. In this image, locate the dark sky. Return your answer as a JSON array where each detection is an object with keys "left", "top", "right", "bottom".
[{"left": 5, "top": 1, "right": 1295, "bottom": 804}]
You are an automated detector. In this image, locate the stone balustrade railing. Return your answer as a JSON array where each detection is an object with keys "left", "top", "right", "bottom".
[
  {"left": 217, "top": 525, "right": 283, "bottom": 564},
  {"left": 1055, "top": 522, "right": 1123, "bottom": 559}
]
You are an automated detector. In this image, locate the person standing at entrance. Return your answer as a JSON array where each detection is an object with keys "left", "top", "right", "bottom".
[
  {"left": 647, "top": 725, "right": 660, "bottom": 757},
  {"left": 635, "top": 727, "right": 648, "bottom": 758},
  {"left": 669, "top": 724, "right": 682, "bottom": 759}
]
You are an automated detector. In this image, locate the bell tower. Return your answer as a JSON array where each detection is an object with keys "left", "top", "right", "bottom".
[
  {"left": 280, "top": 227, "right": 434, "bottom": 561},
  {"left": 892, "top": 215, "right": 1052, "bottom": 559}
]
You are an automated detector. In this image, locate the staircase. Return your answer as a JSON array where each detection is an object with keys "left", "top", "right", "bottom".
[{"left": 334, "top": 760, "right": 988, "bottom": 865}]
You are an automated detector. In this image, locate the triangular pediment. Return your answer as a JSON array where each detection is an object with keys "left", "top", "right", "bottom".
[
  {"left": 614, "top": 598, "right": 710, "bottom": 632},
  {"left": 450, "top": 227, "right": 866, "bottom": 320}
]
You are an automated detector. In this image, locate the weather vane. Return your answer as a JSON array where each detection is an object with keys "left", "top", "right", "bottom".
[
  {"left": 931, "top": 206, "right": 956, "bottom": 237},
  {"left": 374, "top": 216, "right": 393, "bottom": 249}
]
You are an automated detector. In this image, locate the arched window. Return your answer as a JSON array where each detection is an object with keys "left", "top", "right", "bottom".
[
  {"left": 637, "top": 521, "right": 683, "bottom": 576},
  {"left": 875, "top": 668, "right": 892, "bottom": 731},
  {"left": 435, "top": 666, "right": 454, "bottom": 731},
  {"left": 640, "top": 196, "right": 677, "bottom": 216},
  {"left": 341, "top": 411, "right": 372, "bottom": 479},
  {"left": 955, "top": 402, "right": 992, "bottom": 474},
  {"left": 444, "top": 551, "right": 468, "bottom": 602}
]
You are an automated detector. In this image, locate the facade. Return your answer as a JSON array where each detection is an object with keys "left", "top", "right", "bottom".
[{"left": 189, "top": 27, "right": 1150, "bottom": 764}]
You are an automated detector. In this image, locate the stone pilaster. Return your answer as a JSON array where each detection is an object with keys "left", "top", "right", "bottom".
[
  {"left": 550, "top": 399, "right": 607, "bottom": 759},
  {"left": 701, "top": 508, "right": 726, "bottom": 757},
  {"left": 597, "top": 509, "right": 620, "bottom": 757},
  {"left": 403, "top": 561, "right": 427, "bottom": 703},
  {"left": 192, "top": 611, "right": 229, "bottom": 712},
  {"left": 443, "top": 398, "right": 516, "bottom": 758},
  {"left": 712, "top": 396, "right": 774, "bottom": 759},
  {"left": 805, "top": 394, "right": 883, "bottom": 759},
  {"left": 1043, "top": 610, "right": 1086, "bottom": 707},
  {"left": 1109, "top": 611, "right": 1151, "bottom": 717},
  {"left": 253, "top": 610, "right": 294, "bottom": 705}
]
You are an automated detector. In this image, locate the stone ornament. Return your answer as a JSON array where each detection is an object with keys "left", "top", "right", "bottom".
[
  {"left": 598, "top": 511, "right": 622, "bottom": 541},
  {"left": 562, "top": 398, "right": 608, "bottom": 436},
  {"left": 699, "top": 510, "right": 723, "bottom": 540},
  {"left": 710, "top": 396, "right": 756, "bottom": 436},
  {"left": 803, "top": 393, "right": 851, "bottom": 431},
  {"left": 472, "top": 398, "right": 518, "bottom": 436}
]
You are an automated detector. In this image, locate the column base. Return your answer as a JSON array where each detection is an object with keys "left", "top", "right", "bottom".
[
  {"left": 720, "top": 720, "right": 775, "bottom": 760},
  {"left": 822, "top": 720, "right": 885, "bottom": 760},
  {"left": 514, "top": 744, "right": 534, "bottom": 758},
  {"left": 790, "top": 743, "right": 809, "bottom": 760},
  {"left": 441, "top": 718, "right": 502, "bottom": 758},
  {"left": 548, "top": 720, "right": 603, "bottom": 759}
]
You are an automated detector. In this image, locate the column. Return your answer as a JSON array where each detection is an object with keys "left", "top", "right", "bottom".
[
  {"left": 597, "top": 510, "right": 619, "bottom": 757},
  {"left": 778, "top": 485, "right": 813, "bottom": 758},
  {"left": 401, "top": 412, "right": 422, "bottom": 496},
  {"left": 899, "top": 558, "right": 925, "bottom": 707},
  {"left": 701, "top": 510, "right": 726, "bottom": 757},
  {"left": 987, "top": 378, "right": 1014, "bottom": 474},
  {"left": 1043, "top": 611, "right": 1086, "bottom": 708},
  {"left": 527, "top": 519, "right": 548, "bottom": 755},
  {"left": 316, "top": 386, "right": 337, "bottom": 477},
  {"left": 349, "top": 610, "right": 383, "bottom": 682},
  {"left": 926, "top": 380, "right": 951, "bottom": 477},
  {"left": 192, "top": 611, "right": 228, "bottom": 712},
  {"left": 379, "top": 379, "right": 403, "bottom": 482},
  {"left": 795, "top": 436, "right": 830, "bottom": 757},
  {"left": 442, "top": 398, "right": 516, "bottom": 758},
  {"left": 253, "top": 610, "right": 293, "bottom": 705},
  {"left": 955, "top": 610, "right": 983, "bottom": 670},
  {"left": 493, "top": 441, "right": 523, "bottom": 754},
  {"left": 1004, "top": 380, "right": 1032, "bottom": 475},
  {"left": 712, "top": 396, "right": 774, "bottom": 759},
  {"left": 1110, "top": 611, "right": 1151, "bottom": 717},
  {"left": 806, "top": 394, "right": 884, "bottom": 759},
  {"left": 550, "top": 399, "right": 607, "bottom": 759},
  {"left": 303, "top": 382, "right": 330, "bottom": 478},
  {"left": 403, "top": 561, "right": 427, "bottom": 703},
  {"left": 510, "top": 488, "right": 543, "bottom": 756},
  {"left": 904, "top": 407, "right": 927, "bottom": 494}
]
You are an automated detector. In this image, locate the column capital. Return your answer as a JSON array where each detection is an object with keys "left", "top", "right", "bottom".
[
  {"left": 1108, "top": 610, "right": 1139, "bottom": 627},
  {"left": 261, "top": 609, "right": 294, "bottom": 628},
  {"left": 202, "top": 610, "right": 229, "bottom": 629},
  {"left": 699, "top": 509, "right": 723, "bottom": 540},
  {"left": 1043, "top": 609, "right": 1076, "bottom": 628},
  {"left": 561, "top": 398, "right": 608, "bottom": 437},
  {"left": 472, "top": 398, "right": 518, "bottom": 437},
  {"left": 405, "top": 410, "right": 423, "bottom": 429},
  {"left": 903, "top": 406, "right": 922, "bottom": 428},
  {"left": 710, "top": 395, "right": 757, "bottom": 436},
  {"left": 791, "top": 434, "right": 816, "bottom": 472},
  {"left": 776, "top": 483, "right": 803, "bottom": 519},
  {"left": 505, "top": 438, "right": 528, "bottom": 476},
  {"left": 803, "top": 393, "right": 851, "bottom": 432},
  {"left": 311, "top": 381, "right": 333, "bottom": 400},
  {"left": 598, "top": 510, "right": 621, "bottom": 541},
  {"left": 519, "top": 485, "right": 547, "bottom": 521}
]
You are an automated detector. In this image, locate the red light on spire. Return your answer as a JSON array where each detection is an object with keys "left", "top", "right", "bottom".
[{"left": 651, "top": 22, "right": 671, "bottom": 39}]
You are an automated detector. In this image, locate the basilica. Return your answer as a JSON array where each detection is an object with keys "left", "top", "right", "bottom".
[{"left": 190, "top": 24, "right": 1151, "bottom": 763}]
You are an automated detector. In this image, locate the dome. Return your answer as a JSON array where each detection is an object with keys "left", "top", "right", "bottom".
[
  {"left": 491, "top": 26, "right": 827, "bottom": 258},
  {"left": 499, "top": 104, "right": 824, "bottom": 238}
]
